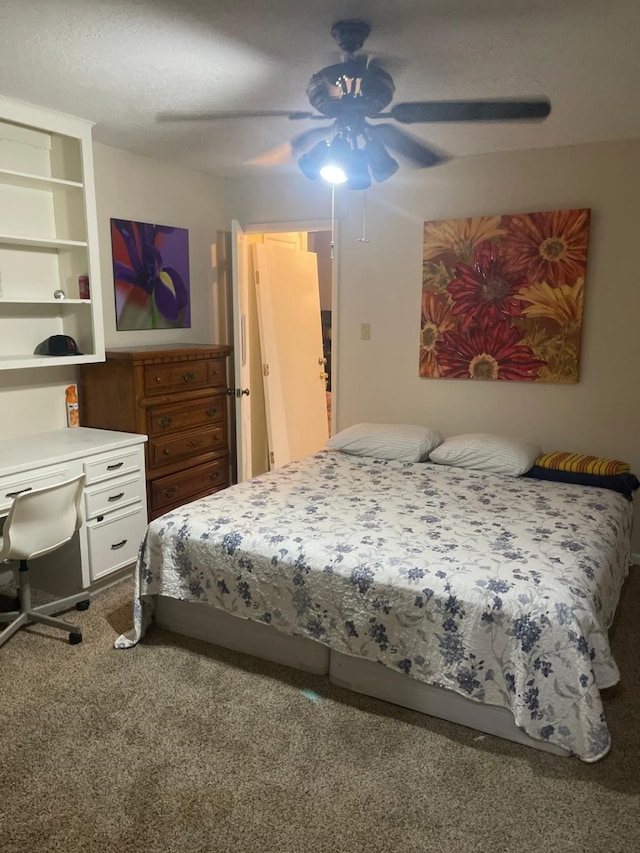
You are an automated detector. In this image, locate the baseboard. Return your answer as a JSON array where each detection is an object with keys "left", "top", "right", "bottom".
[{"left": 88, "top": 563, "right": 135, "bottom": 596}]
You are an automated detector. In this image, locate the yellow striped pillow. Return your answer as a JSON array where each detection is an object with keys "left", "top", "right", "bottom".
[{"left": 535, "top": 451, "right": 630, "bottom": 476}]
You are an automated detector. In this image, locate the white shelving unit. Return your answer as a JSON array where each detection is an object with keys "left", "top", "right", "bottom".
[{"left": 0, "top": 96, "right": 104, "bottom": 370}]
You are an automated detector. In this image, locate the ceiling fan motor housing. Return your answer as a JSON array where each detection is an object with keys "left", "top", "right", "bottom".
[{"left": 306, "top": 61, "right": 395, "bottom": 120}]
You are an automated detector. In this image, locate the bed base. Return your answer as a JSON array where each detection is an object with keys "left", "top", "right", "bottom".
[
  {"left": 155, "top": 596, "right": 569, "bottom": 757},
  {"left": 155, "top": 596, "right": 329, "bottom": 675},
  {"left": 329, "top": 650, "right": 568, "bottom": 756}
]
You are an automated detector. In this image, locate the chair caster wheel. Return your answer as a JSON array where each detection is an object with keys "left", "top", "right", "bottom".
[
  {"left": 69, "top": 632, "right": 82, "bottom": 645},
  {"left": 75, "top": 599, "right": 90, "bottom": 611}
]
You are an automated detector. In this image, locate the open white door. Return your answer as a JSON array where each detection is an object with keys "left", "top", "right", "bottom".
[
  {"left": 231, "top": 220, "right": 252, "bottom": 482},
  {"left": 253, "top": 241, "right": 329, "bottom": 469}
]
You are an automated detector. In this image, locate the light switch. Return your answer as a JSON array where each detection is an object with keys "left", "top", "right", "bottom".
[{"left": 360, "top": 322, "right": 371, "bottom": 341}]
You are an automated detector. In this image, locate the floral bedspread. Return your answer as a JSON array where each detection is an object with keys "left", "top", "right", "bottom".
[{"left": 115, "top": 450, "right": 633, "bottom": 761}]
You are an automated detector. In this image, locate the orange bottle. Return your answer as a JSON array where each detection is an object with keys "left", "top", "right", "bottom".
[{"left": 65, "top": 384, "right": 80, "bottom": 428}]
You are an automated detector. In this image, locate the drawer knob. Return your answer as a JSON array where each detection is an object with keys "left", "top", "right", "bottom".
[
  {"left": 162, "top": 486, "right": 178, "bottom": 498},
  {"left": 163, "top": 448, "right": 171, "bottom": 456},
  {"left": 183, "top": 371, "right": 195, "bottom": 382},
  {"left": 209, "top": 472, "right": 219, "bottom": 481},
  {"left": 107, "top": 462, "right": 124, "bottom": 471},
  {"left": 155, "top": 376, "right": 162, "bottom": 383},
  {"left": 206, "top": 408, "right": 218, "bottom": 418},
  {"left": 187, "top": 439, "right": 203, "bottom": 449},
  {"left": 111, "top": 539, "right": 127, "bottom": 550},
  {"left": 107, "top": 492, "right": 125, "bottom": 502},
  {"left": 159, "top": 416, "right": 173, "bottom": 429}
]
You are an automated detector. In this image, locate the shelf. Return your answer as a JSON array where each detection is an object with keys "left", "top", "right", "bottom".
[
  {"left": 0, "top": 353, "right": 99, "bottom": 370},
  {"left": 0, "top": 233, "right": 87, "bottom": 249},
  {"left": 0, "top": 168, "right": 83, "bottom": 191},
  {"left": 0, "top": 297, "right": 92, "bottom": 305},
  {"left": 0, "top": 97, "right": 105, "bottom": 371}
]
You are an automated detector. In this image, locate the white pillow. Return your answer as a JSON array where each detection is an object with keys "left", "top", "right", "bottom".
[
  {"left": 326, "top": 423, "right": 443, "bottom": 462},
  {"left": 429, "top": 433, "right": 541, "bottom": 476}
]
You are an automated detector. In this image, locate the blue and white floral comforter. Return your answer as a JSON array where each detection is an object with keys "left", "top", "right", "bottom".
[{"left": 116, "top": 450, "right": 633, "bottom": 761}]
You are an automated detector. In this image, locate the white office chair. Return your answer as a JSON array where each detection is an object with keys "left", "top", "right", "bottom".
[{"left": 0, "top": 474, "right": 87, "bottom": 647}]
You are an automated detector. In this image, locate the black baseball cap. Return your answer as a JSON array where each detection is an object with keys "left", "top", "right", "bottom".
[{"left": 34, "top": 335, "right": 83, "bottom": 356}]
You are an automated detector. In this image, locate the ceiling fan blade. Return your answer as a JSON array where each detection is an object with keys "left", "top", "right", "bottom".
[
  {"left": 156, "top": 109, "right": 319, "bottom": 123},
  {"left": 367, "top": 123, "right": 447, "bottom": 169},
  {"left": 388, "top": 99, "right": 551, "bottom": 124},
  {"left": 248, "top": 126, "right": 334, "bottom": 167},
  {"left": 247, "top": 142, "right": 297, "bottom": 167}
]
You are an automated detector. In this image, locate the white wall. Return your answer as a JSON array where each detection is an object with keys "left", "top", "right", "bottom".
[
  {"left": 225, "top": 138, "right": 640, "bottom": 553},
  {"left": 93, "top": 142, "right": 228, "bottom": 349},
  {"left": 0, "top": 143, "right": 228, "bottom": 440}
]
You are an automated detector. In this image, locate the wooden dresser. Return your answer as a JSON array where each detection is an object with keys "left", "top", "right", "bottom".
[{"left": 79, "top": 344, "right": 232, "bottom": 520}]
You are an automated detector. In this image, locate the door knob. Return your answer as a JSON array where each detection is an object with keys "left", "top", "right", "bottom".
[
  {"left": 237, "top": 388, "right": 250, "bottom": 397},
  {"left": 319, "top": 372, "right": 329, "bottom": 380}
]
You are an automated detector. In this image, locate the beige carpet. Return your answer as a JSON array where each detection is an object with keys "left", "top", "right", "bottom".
[{"left": 1, "top": 569, "right": 639, "bottom": 853}]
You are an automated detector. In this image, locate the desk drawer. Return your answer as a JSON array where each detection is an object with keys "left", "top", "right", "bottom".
[
  {"left": 143, "top": 359, "right": 210, "bottom": 397},
  {"left": 150, "top": 457, "right": 229, "bottom": 513},
  {"left": 148, "top": 427, "right": 225, "bottom": 470},
  {"left": 83, "top": 447, "right": 144, "bottom": 485},
  {"left": 147, "top": 395, "right": 225, "bottom": 438},
  {"left": 0, "top": 466, "right": 70, "bottom": 515},
  {"left": 84, "top": 473, "right": 146, "bottom": 521},
  {"left": 86, "top": 504, "right": 146, "bottom": 581}
]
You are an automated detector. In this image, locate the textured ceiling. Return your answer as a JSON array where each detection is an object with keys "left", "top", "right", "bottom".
[{"left": 1, "top": 0, "right": 639, "bottom": 178}]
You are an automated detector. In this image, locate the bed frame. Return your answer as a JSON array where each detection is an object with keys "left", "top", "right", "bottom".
[{"left": 155, "top": 595, "right": 569, "bottom": 757}]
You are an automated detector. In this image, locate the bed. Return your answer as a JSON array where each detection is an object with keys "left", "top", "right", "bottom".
[{"left": 116, "top": 440, "right": 634, "bottom": 762}]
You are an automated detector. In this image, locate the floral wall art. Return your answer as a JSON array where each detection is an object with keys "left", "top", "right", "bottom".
[
  {"left": 419, "top": 209, "right": 591, "bottom": 383},
  {"left": 111, "top": 218, "right": 191, "bottom": 330}
]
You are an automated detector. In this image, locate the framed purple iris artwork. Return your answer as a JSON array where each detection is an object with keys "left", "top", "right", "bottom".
[
  {"left": 419, "top": 208, "right": 591, "bottom": 383},
  {"left": 111, "top": 219, "right": 191, "bottom": 330}
]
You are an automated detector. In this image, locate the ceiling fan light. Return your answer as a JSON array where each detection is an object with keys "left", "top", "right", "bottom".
[
  {"left": 319, "top": 163, "right": 348, "bottom": 184},
  {"left": 346, "top": 148, "right": 371, "bottom": 190},
  {"left": 298, "top": 140, "right": 330, "bottom": 180},
  {"left": 364, "top": 138, "right": 399, "bottom": 182},
  {"left": 319, "top": 135, "right": 351, "bottom": 185}
]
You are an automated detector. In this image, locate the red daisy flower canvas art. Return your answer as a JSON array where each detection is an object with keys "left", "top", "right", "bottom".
[{"left": 420, "top": 209, "right": 591, "bottom": 383}]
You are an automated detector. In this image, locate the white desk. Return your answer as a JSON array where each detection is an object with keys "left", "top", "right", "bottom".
[{"left": 0, "top": 427, "right": 148, "bottom": 593}]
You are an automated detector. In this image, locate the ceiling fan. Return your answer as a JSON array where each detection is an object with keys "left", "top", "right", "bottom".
[{"left": 159, "top": 19, "right": 551, "bottom": 189}]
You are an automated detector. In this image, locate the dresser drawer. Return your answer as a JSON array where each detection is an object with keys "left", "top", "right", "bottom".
[
  {"left": 83, "top": 447, "right": 144, "bottom": 485},
  {"left": 143, "top": 359, "right": 211, "bottom": 397},
  {"left": 147, "top": 395, "right": 225, "bottom": 438},
  {"left": 148, "top": 426, "right": 226, "bottom": 470},
  {"left": 86, "top": 504, "right": 146, "bottom": 581},
  {"left": 150, "top": 457, "right": 229, "bottom": 513},
  {"left": 0, "top": 466, "right": 71, "bottom": 515},
  {"left": 207, "top": 358, "right": 227, "bottom": 388},
  {"left": 84, "top": 473, "right": 146, "bottom": 521}
]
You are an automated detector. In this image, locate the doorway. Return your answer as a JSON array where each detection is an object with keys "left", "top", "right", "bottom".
[{"left": 227, "top": 222, "right": 335, "bottom": 482}]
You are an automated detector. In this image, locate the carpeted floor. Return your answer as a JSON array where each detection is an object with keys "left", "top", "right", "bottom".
[{"left": 1, "top": 569, "right": 639, "bottom": 853}]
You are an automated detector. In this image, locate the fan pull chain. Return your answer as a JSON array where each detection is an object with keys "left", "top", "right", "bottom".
[
  {"left": 330, "top": 184, "right": 335, "bottom": 260},
  {"left": 357, "top": 191, "right": 370, "bottom": 243}
]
